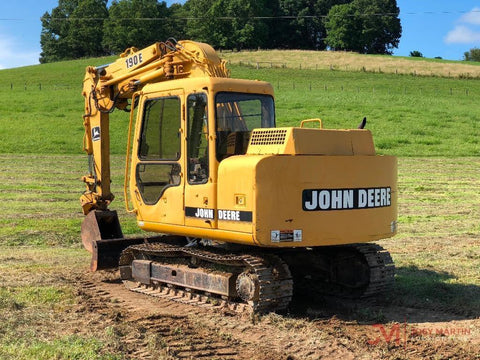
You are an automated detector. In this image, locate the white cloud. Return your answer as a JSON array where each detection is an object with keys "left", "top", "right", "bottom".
[
  {"left": 0, "top": 34, "right": 40, "bottom": 69},
  {"left": 460, "top": 7, "right": 480, "bottom": 26},
  {"left": 444, "top": 8, "right": 480, "bottom": 45},
  {"left": 445, "top": 25, "right": 480, "bottom": 44}
]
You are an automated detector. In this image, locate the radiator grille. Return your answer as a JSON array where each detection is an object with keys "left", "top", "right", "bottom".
[{"left": 249, "top": 129, "right": 288, "bottom": 146}]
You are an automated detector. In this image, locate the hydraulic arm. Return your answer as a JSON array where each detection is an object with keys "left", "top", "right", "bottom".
[{"left": 80, "top": 40, "right": 228, "bottom": 215}]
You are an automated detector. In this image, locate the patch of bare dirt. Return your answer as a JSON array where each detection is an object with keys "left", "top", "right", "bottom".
[{"left": 71, "top": 270, "right": 480, "bottom": 360}]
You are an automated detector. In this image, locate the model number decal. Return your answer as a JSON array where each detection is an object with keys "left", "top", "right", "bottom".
[
  {"left": 125, "top": 53, "right": 143, "bottom": 69},
  {"left": 303, "top": 187, "right": 391, "bottom": 211}
]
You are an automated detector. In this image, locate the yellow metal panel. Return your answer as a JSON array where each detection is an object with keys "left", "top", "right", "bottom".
[
  {"left": 216, "top": 155, "right": 260, "bottom": 237},
  {"left": 247, "top": 128, "right": 376, "bottom": 156},
  {"left": 135, "top": 185, "right": 185, "bottom": 225},
  {"left": 138, "top": 221, "right": 254, "bottom": 245},
  {"left": 253, "top": 155, "right": 397, "bottom": 247}
]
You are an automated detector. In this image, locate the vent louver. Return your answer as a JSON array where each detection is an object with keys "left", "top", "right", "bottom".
[{"left": 249, "top": 129, "right": 288, "bottom": 146}]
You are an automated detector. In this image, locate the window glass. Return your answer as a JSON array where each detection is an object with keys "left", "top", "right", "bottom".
[
  {"left": 136, "top": 96, "right": 182, "bottom": 204},
  {"left": 215, "top": 93, "right": 275, "bottom": 161},
  {"left": 187, "top": 93, "right": 209, "bottom": 184},
  {"left": 139, "top": 97, "right": 181, "bottom": 160},
  {"left": 136, "top": 163, "right": 181, "bottom": 204}
]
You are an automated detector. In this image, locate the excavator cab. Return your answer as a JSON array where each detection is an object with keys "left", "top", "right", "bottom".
[
  {"left": 128, "top": 78, "right": 276, "bottom": 233},
  {"left": 82, "top": 76, "right": 277, "bottom": 270}
]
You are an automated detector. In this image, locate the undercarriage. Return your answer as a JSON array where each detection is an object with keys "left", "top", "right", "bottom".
[{"left": 117, "top": 237, "right": 394, "bottom": 314}]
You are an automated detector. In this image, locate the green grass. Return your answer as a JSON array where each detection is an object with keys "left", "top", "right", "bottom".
[
  {"left": 0, "top": 154, "right": 141, "bottom": 247},
  {"left": 380, "top": 157, "right": 480, "bottom": 315},
  {"left": 231, "top": 66, "right": 480, "bottom": 156},
  {"left": 0, "top": 57, "right": 479, "bottom": 156},
  {"left": 0, "top": 246, "right": 122, "bottom": 360},
  {"left": 0, "top": 336, "right": 118, "bottom": 360}
]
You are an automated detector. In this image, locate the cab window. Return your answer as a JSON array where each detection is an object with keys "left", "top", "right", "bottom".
[
  {"left": 187, "top": 93, "right": 209, "bottom": 184},
  {"left": 215, "top": 93, "right": 275, "bottom": 161},
  {"left": 136, "top": 96, "right": 181, "bottom": 204}
]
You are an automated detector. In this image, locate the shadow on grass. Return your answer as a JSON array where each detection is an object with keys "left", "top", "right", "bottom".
[
  {"left": 389, "top": 265, "right": 480, "bottom": 321},
  {"left": 289, "top": 265, "right": 480, "bottom": 323}
]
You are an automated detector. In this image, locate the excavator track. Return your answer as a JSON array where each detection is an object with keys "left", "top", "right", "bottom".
[
  {"left": 118, "top": 240, "right": 393, "bottom": 313},
  {"left": 281, "top": 242, "right": 395, "bottom": 301},
  {"left": 352, "top": 243, "right": 395, "bottom": 297},
  {"left": 119, "top": 241, "right": 293, "bottom": 314}
]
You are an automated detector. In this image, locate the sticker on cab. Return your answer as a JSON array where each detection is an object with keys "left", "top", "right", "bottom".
[{"left": 271, "top": 230, "right": 302, "bottom": 243}]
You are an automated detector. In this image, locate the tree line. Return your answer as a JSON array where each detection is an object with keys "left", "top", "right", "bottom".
[{"left": 40, "top": 0, "right": 402, "bottom": 63}]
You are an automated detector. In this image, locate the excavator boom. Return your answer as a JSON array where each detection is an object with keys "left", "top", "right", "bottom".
[
  {"left": 81, "top": 39, "right": 228, "bottom": 215},
  {"left": 80, "top": 40, "right": 229, "bottom": 268}
]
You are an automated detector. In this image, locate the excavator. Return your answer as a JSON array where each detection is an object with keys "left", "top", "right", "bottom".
[{"left": 80, "top": 39, "right": 397, "bottom": 313}]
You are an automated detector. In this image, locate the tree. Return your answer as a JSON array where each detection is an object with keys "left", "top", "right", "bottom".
[
  {"left": 40, "top": 0, "right": 108, "bottom": 63},
  {"left": 40, "top": 0, "right": 79, "bottom": 63},
  {"left": 323, "top": 2, "right": 361, "bottom": 52},
  {"left": 463, "top": 48, "right": 480, "bottom": 62},
  {"left": 69, "top": 0, "right": 108, "bottom": 58},
  {"left": 103, "top": 0, "right": 171, "bottom": 54},
  {"left": 184, "top": 0, "right": 271, "bottom": 50},
  {"left": 278, "top": 0, "right": 350, "bottom": 50},
  {"left": 167, "top": 3, "right": 189, "bottom": 41},
  {"left": 409, "top": 50, "right": 423, "bottom": 58},
  {"left": 324, "top": 0, "right": 401, "bottom": 54}
]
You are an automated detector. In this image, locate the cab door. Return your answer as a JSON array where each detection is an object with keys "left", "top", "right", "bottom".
[
  {"left": 184, "top": 92, "right": 217, "bottom": 229},
  {"left": 131, "top": 90, "right": 185, "bottom": 226}
]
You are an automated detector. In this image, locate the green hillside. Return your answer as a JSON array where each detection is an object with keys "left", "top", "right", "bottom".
[{"left": 0, "top": 53, "right": 479, "bottom": 156}]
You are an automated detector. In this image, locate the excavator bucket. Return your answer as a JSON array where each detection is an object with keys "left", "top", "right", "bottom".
[
  {"left": 81, "top": 210, "right": 124, "bottom": 252},
  {"left": 81, "top": 210, "right": 145, "bottom": 271}
]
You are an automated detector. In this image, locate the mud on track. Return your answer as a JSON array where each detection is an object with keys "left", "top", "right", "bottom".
[{"left": 74, "top": 270, "right": 479, "bottom": 360}]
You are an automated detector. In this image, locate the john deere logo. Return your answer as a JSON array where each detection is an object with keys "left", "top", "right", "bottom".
[
  {"left": 92, "top": 126, "right": 101, "bottom": 142},
  {"left": 303, "top": 187, "right": 391, "bottom": 211}
]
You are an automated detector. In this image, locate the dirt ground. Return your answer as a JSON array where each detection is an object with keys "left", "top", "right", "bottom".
[{"left": 71, "top": 269, "right": 479, "bottom": 360}]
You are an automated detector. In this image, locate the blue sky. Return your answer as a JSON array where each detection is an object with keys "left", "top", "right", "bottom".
[{"left": 0, "top": 1, "right": 479, "bottom": 69}]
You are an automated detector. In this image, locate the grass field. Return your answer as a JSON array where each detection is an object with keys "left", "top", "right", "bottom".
[
  {"left": 0, "top": 51, "right": 479, "bottom": 358},
  {"left": 0, "top": 55, "right": 479, "bottom": 156},
  {"left": 221, "top": 49, "right": 480, "bottom": 78}
]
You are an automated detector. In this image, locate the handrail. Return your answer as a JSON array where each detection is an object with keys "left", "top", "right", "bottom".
[
  {"left": 300, "top": 118, "right": 323, "bottom": 128},
  {"left": 124, "top": 91, "right": 140, "bottom": 214}
]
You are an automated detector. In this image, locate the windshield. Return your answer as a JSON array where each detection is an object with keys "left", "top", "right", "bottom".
[{"left": 215, "top": 92, "right": 275, "bottom": 161}]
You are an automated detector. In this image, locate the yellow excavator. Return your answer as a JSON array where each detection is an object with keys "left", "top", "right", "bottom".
[{"left": 80, "top": 39, "right": 397, "bottom": 313}]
